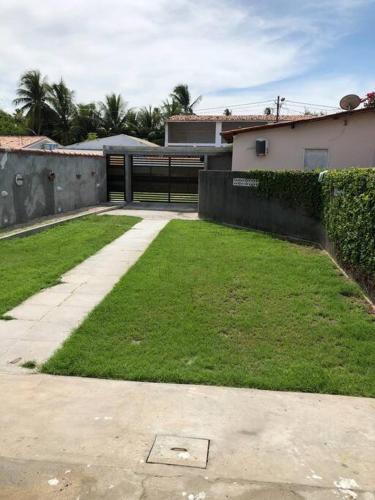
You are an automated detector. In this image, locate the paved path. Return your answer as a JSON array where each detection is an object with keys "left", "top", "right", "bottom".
[
  {"left": 0, "top": 374, "right": 374, "bottom": 499},
  {"left": 0, "top": 216, "right": 169, "bottom": 371},
  {"left": 103, "top": 207, "right": 199, "bottom": 220}
]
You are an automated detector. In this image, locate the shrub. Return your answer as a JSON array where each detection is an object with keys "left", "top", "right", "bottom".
[
  {"left": 245, "top": 170, "right": 323, "bottom": 219},
  {"left": 322, "top": 169, "right": 375, "bottom": 289}
]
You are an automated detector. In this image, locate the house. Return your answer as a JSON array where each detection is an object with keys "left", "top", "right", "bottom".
[
  {"left": 222, "top": 107, "right": 375, "bottom": 171},
  {"left": 165, "top": 114, "right": 306, "bottom": 148},
  {"left": 0, "top": 136, "right": 59, "bottom": 150},
  {"left": 64, "top": 134, "right": 159, "bottom": 151}
]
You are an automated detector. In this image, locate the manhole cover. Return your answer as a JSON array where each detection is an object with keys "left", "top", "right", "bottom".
[{"left": 146, "top": 435, "right": 210, "bottom": 469}]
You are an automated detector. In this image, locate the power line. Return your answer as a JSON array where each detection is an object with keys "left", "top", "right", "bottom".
[
  {"left": 286, "top": 100, "right": 340, "bottom": 110},
  {"left": 209, "top": 106, "right": 274, "bottom": 114},
  {"left": 195, "top": 97, "right": 340, "bottom": 115},
  {"left": 196, "top": 99, "right": 274, "bottom": 112},
  {"left": 280, "top": 106, "right": 306, "bottom": 115}
]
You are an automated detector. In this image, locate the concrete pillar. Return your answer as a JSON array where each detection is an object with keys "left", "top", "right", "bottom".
[
  {"left": 125, "top": 154, "right": 132, "bottom": 202},
  {"left": 164, "top": 123, "right": 169, "bottom": 147},
  {"left": 203, "top": 154, "right": 208, "bottom": 170},
  {"left": 215, "top": 122, "right": 222, "bottom": 147}
]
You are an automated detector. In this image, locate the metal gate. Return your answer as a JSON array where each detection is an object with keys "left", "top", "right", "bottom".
[
  {"left": 106, "top": 154, "right": 125, "bottom": 202},
  {"left": 132, "top": 155, "right": 203, "bottom": 203}
]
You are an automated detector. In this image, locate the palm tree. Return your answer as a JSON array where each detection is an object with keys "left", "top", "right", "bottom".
[
  {"left": 71, "top": 103, "right": 104, "bottom": 143},
  {"left": 135, "top": 106, "right": 164, "bottom": 144},
  {"left": 13, "top": 70, "right": 50, "bottom": 135},
  {"left": 223, "top": 108, "right": 232, "bottom": 116},
  {"left": 170, "top": 84, "right": 202, "bottom": 114},
  {"left": 99, "top": 93, "right": 129, "bottom": 135},
  {"left": 47, "top": 79, "right": 75, "bottom": 144},
  {"left": 161, "top": 98, "right": 183, "bottom": 118},
  {"left": 123, "top": 109, "right": 139, "bottom": 136}
]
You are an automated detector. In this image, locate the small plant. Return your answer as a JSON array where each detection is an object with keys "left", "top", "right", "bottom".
[
  {"left": 1, "top": 315, "right": 14, "bottom": 321},
  {"left": 46, "top": 278, "right": 63, "bottom": 289},
  {"left": 21, "top": 360, "right": 37, "bottom": 369},
  {"left": 363, "top": 92, "right": 375, "bottom": 108}
]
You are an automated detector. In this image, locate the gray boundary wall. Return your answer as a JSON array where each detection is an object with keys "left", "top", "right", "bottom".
[
  {"left": 0, "top": 150, "right": 106, "bottom": 229},
  {"left": 198, "top": 171, "right": 324, "bottom": 243}
]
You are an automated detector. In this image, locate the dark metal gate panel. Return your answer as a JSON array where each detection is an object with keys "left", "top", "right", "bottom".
[
  {"left": 132, "top": 155, "right": 203, "bottom": 203},
  {"left": 170, "top": 157, "right": 203, "bottom": 203},
  {"left": 107, "top": 155, "right": 125, "bottom": 202},
  {"left": 132, "top": 156, "right": 169, "bottom": 202}
]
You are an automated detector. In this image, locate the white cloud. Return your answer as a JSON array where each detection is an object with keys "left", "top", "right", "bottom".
[{"left": 0, "top": 0, "right": 372, "bottom": 112}]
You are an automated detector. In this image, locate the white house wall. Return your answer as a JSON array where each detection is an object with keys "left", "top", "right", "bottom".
[{"left": 231, "top": 111, "right": 375, "bottom": 171}]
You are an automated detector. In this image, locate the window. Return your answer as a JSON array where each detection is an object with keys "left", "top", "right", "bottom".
[
  {"left": 255, "top": 139, "right": 268, "bottom": 156},
  {"left": 304, "top": 149, "right": 328, "bottom": 171}
]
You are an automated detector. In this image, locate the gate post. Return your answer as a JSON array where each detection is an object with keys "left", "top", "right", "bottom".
[
  {"left": 203, "top": 154, "right": 208, "bottom": 170},
  {"left": 125, "top": 154, "right": 132, "bottom": 202}
]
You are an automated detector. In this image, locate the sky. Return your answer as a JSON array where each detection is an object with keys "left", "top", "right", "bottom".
[{"left": 0, "top": 0, "right": 374, "bottom": 116}]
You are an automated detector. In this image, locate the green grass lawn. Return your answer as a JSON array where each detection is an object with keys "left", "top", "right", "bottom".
[
  {"left": 0, "top": 215, "right": 140, "bottom": 316},
  {"left": 42, "top": 220, "right": 375, "bottom": 397}
]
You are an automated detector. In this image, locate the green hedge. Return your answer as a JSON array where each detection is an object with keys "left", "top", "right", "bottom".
[
  {"left": 322, "top": 169, "right": 375, "bottom": 288},
  {"left": 244, "top": 170, "right": 323, "bottom": 219}
]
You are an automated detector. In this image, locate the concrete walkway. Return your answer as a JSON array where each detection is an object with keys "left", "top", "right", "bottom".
[
  {"left": 103, "top": 207, "right": 199, "bottom": 220},
  {"left": 0, "top": 216, "right": 169, "bottom": 371},
  {"left": 0, "top": 374, "right": 374, "bottom": 499}
]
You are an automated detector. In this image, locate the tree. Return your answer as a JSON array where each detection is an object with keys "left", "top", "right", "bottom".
[
  {"left": 304, "top": 108, "right": 325, "bottom": 116},
  {"left": 47, "top": 79, "right": 75, "bottom": 145},
  {"left": 170, "top": 84, "right": 202, "bottom": 114},
  {"left": 71, "top": 103, "right": 104, "bottom": 143},
  {"left": 13, "top": 70, "right": 50, "bottom": 135},
  {"left": 0, "top": 109, "right": 27, "bottom": 135},
  {"left": 264, "top": 107, "right": 273, "bottom": 115},
  {"left": 223, "top": 108, "right": 232, "bottom": 116},
  {"left": 161, "top": 99, "right": 183, "bottom": 118},
  {"left": 100, "top": 93, "right": 129, "bottom": 135},
  {"left": 123, "top": 109, "right": 139, "bottom": 136},
  {"left": 134, "top": 106, "right": 164, "bottom": 144}
]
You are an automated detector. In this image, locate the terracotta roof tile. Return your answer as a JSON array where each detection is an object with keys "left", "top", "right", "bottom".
[
  {"left": 167, "top": 114, "right": 310, "bottom": 122},
  {"left": 0, "top": 136, "right": 50, "bottom": 148},
  {"left": 52, "top": 149, "right": 103, "bottom": 157},
  {"left": 221, "top": 107, "right": 374, "bottom": 139},
  {"left": 0, "top": 147, "right": 103, "bottom": 158}
]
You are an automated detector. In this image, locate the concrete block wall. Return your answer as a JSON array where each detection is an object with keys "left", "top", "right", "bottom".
[
  {"left": 198, "top": 170, "right": 324, "bottom": 243},
  {"left": 0, "top": 149, "right": 106, "bottom": 229}
]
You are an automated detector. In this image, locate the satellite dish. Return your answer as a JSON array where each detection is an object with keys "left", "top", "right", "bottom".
[{"left": 339, "top": 94, "right": 361, "bottom": 110}]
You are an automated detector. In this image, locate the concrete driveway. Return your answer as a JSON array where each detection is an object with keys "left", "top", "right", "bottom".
[{"left": 0, "top": 373, "right": 374, "bottom": 499}]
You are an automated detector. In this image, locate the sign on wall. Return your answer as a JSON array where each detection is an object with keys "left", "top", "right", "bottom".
[{"left": 233, "top": 178, "right": 259, "bottom": 188}]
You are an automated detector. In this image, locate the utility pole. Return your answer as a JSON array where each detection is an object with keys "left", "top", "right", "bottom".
[{"left": 276, "top": 96, "right": 285, "bottom": 122}]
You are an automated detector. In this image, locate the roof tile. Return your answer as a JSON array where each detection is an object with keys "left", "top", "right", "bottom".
[
  {"left": 167, "top": 114, "right": 309, "bottom": 122},
  {"left": 221, "top": 107, "right": 374, "bottom": 139},
  {"left": 0, "top": 147, "right": 103, "bottom": 158},
  {"left": 0, "top": 136, "right": 49, "bottom": 148}
]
